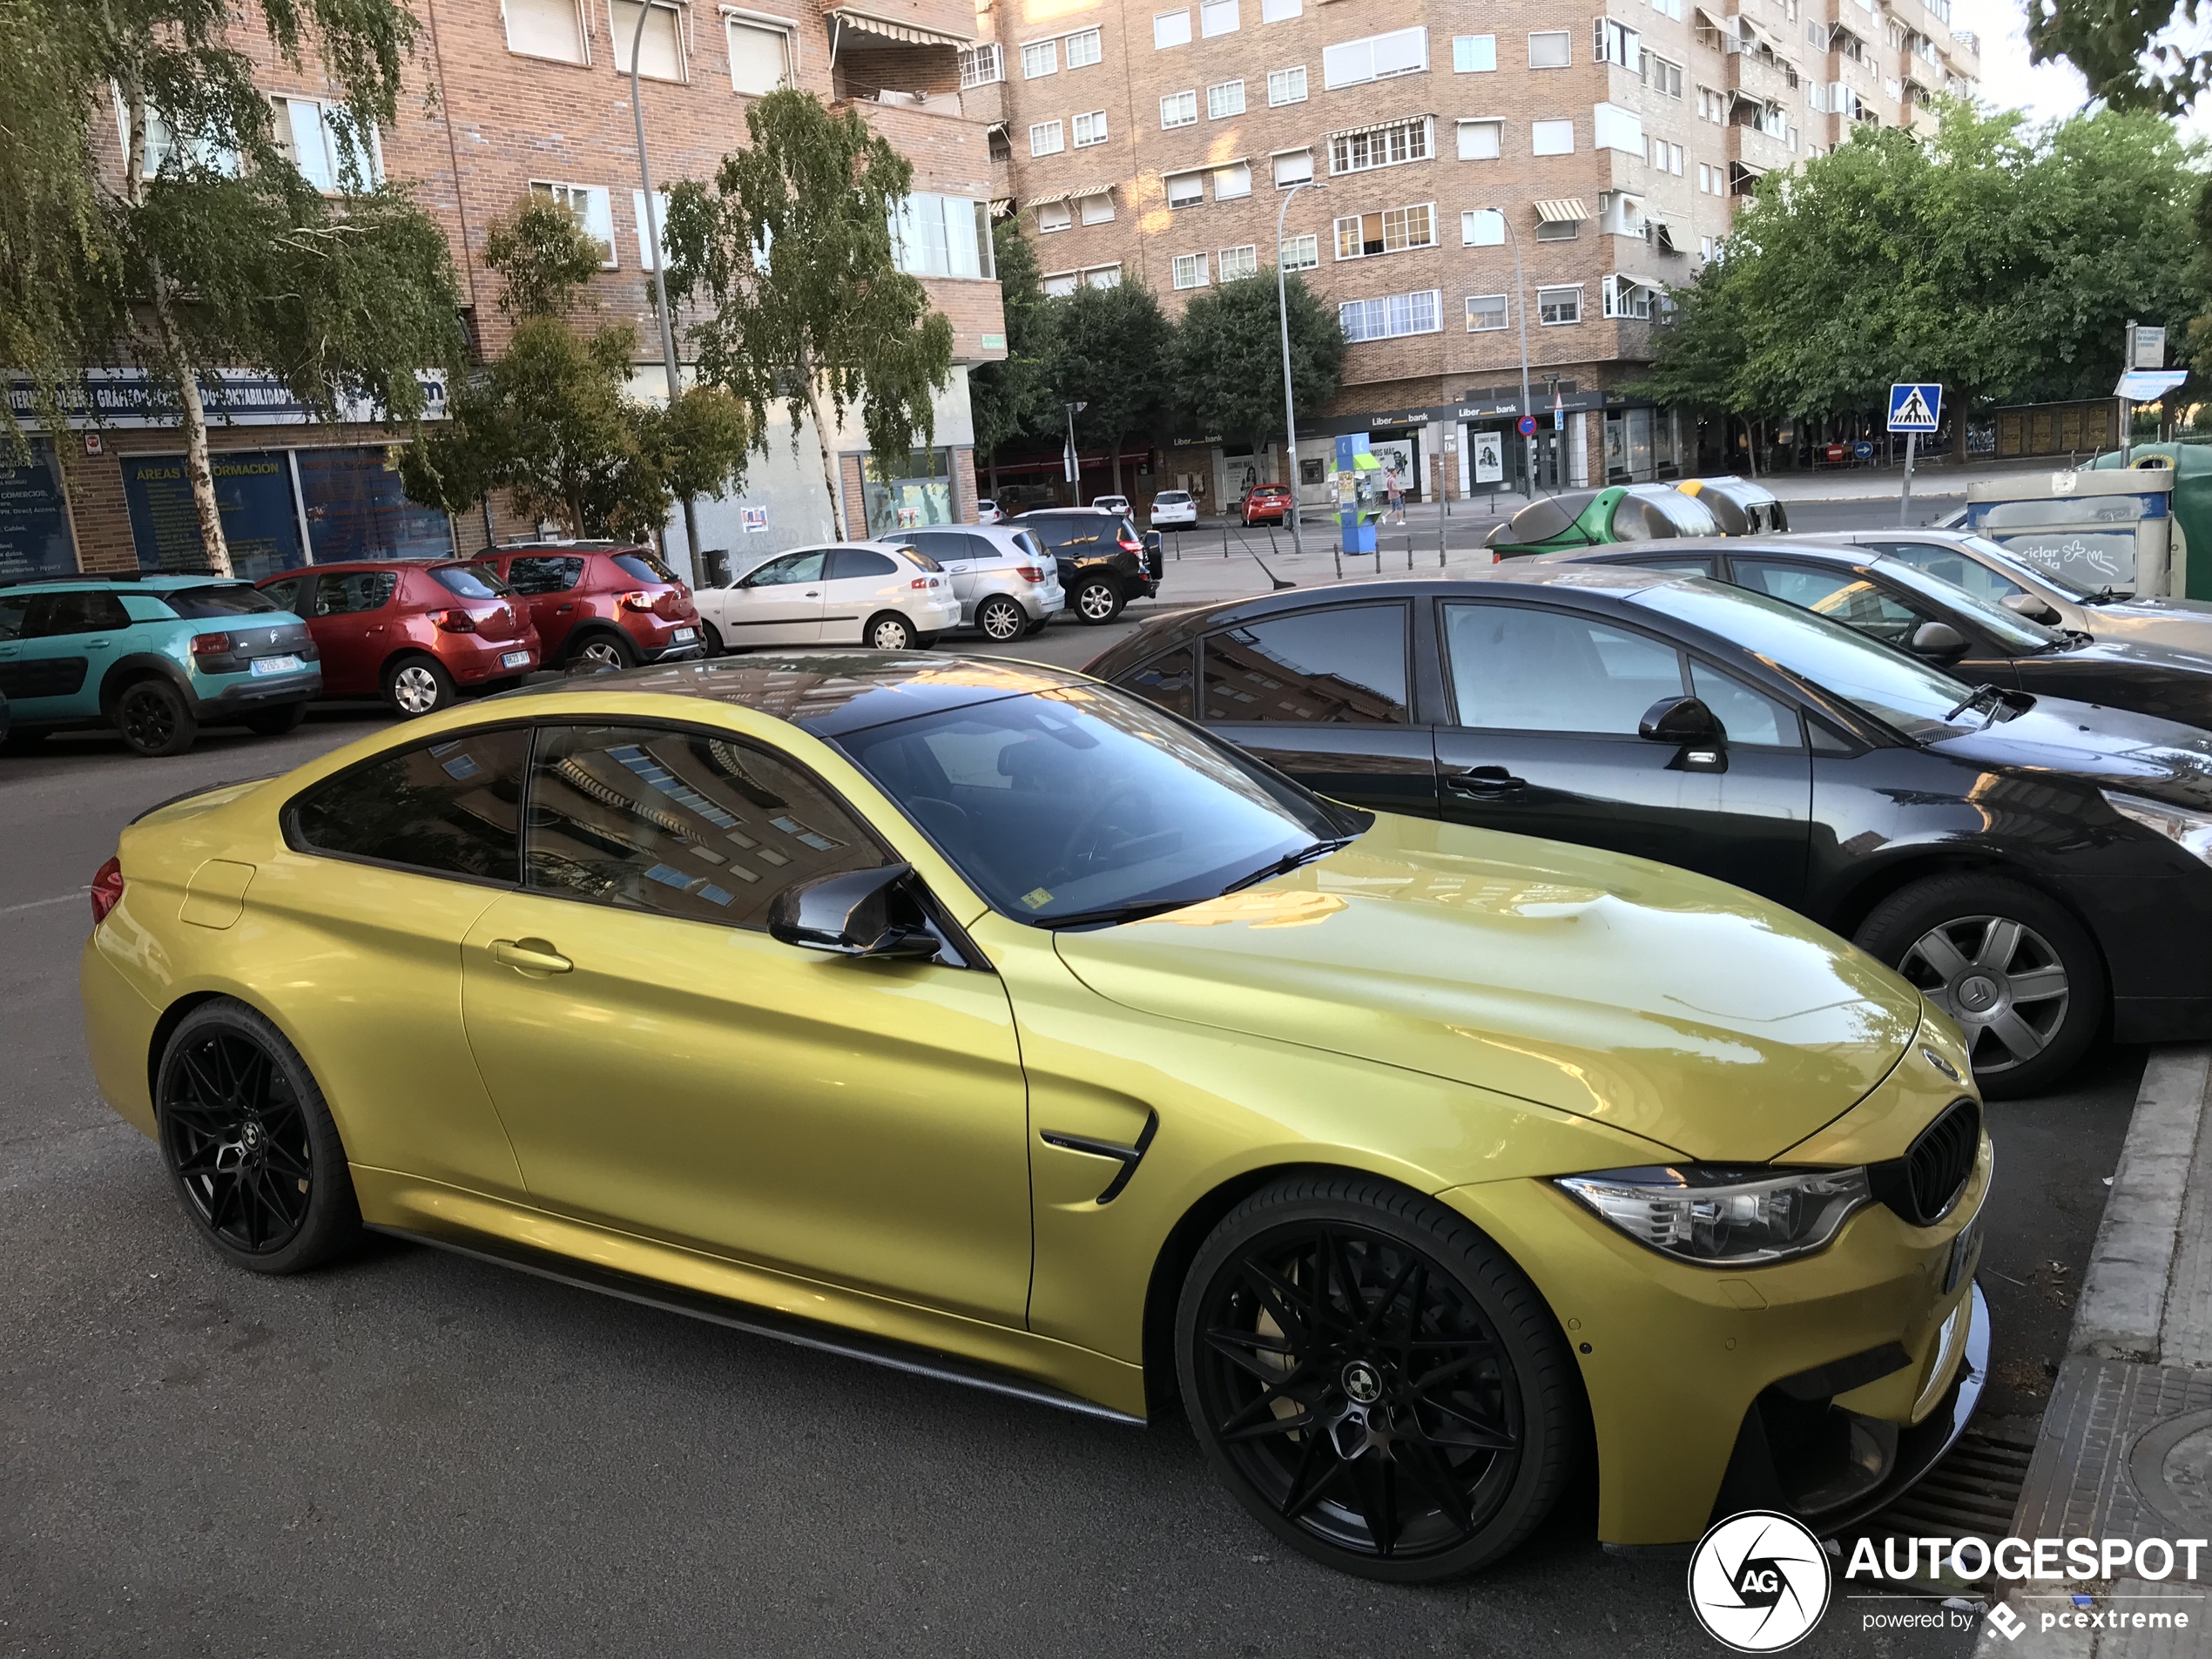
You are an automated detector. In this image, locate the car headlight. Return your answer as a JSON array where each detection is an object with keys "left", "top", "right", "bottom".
[
  {"left": 2103, "top": 789, "right": 2212, "bottom": 870},
  {"left": 1554, "top": 1165, "right": 1871, "bottom": 1266}
]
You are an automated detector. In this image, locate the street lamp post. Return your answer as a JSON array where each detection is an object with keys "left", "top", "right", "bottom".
[
  {"left": 1276, "top": 179, "right": 1322, "bottom": 556},
  {"left": 630, "top": 3, "right": 705, "bottom": 579},
  {"left": 1064, "top": 401, "right": 1088, "bottom": 505},
  {"left": 1482, "top": 206, "right": 1536, "bottom": 504}
]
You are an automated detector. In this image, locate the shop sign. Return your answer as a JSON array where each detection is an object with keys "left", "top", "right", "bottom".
[{"left": 6, "top": 368, "right": 448, "bottom": 429}]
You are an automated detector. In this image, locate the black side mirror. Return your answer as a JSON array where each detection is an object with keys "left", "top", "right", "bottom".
[
  {"left": 2000, "top": 593, "right": 2060, "bottom": 624},
  {"left": 1910, "top": 620, "right": 1969, "bottom": 658},
  {"left": 1639, "top": 696, "right": 1727, "bottom": 772},
  {"left": 768, "top": 864, "right": 943, "bottom": 960}
]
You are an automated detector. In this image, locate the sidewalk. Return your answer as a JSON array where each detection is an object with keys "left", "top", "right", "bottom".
[{"left": 1979, "top": 1048, "right": 2212, "bottom": 1655}]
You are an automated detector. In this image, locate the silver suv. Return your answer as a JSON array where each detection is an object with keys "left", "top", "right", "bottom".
[{"left": 894, "top": 525, "right": 1067, "bottom": 641}]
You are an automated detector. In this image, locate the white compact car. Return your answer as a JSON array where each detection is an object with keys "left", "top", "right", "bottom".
[
  {"left": 1091, "top": 495, "right": 1131, "bottom": 516},
  {"left": 975, "top": 499, "right": 1007, "bottom": 524},
  {"left": 1150, "top": 489, "right": 1197, "bottom": 529},
  {"left": 695, "top": 542, "right": 959, "bottom": 652},
  {"left": 895, "top": 525, "right": 1066, "bottom": 641}
]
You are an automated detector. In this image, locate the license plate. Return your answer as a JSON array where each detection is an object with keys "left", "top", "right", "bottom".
[
  {"left": 249, "top": 655, "right": 301, "bottom": 677},
  {"left": 500, "top": 650, "right": 532, "bottom": 668},
  {"left": 672, "top": 628, "right": 697, "bottom": 643},
  {"left": 1945, "top": 1211, "right": 1983, "bottom": 1294}
]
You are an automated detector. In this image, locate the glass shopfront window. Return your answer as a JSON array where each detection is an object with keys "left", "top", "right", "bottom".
[
  {"left": 296, "top": 446, "right": 454, "bottom": 563},
  {"left": 0, "top": 442, "right": 78, "bottom": 577},
  {"left": 861, "top": 448, "right": 957, "bottom": 536}
]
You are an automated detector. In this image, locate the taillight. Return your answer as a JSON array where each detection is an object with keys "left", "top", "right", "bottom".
[
  {"left": 911, "top": 578, "right": 932, "bottom": 590},
  {"left": 190, "top": 632, "right": 231, "bottom": 658},
  {"left": 1015, "top": 565, "right": 1043, "bottom": 583},
  {"left": 432, "top": 609, "right": 477, "bottom": 633},
  {"left": 1118, "top": 537, "right": 1142, "bottom": 554},
  {"left": 620, "top": 590, "right": 655, "bottom": 612},
  {"left": 90, "top": 856, "right": 124, "bottom": 927}
]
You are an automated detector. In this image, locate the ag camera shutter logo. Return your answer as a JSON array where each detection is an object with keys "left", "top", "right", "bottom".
[{"left": 1687, "top": 1511, "right": 1833, "bottom": 1651}]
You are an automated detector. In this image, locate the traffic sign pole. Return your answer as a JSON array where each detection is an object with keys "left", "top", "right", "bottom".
[{"left": 1899, "top": 432, "right": 1915, "bottom": 527}]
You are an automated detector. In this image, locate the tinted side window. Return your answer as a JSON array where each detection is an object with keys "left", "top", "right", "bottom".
[
  {"left": 314, "top": 571, "right": 399, "bottom": 616},
  {"left": 259, "top": 577, "right": 307, "bottom": 614},
  {"left": 750, "top": 552, "right": 826, "bottom": 587},
  {"left": 1027, "top": 516, "right": 1101, "bottom": 552},
  {"left": 901, "top": 531, "right": 964, "bottom": 565},
  {"left": 505, "top": 556, "right": 586, "bottom": 595},
  {"left": 0, "top": 595, "right": 31, "bottom": 641},
  {"left": 1120, "top": 645, "right": 1196, "bottom": 718},
  {"left": 1730, "top": 559, "right": 1928, "bottom": 649},
  {"left": 611, "top": 550, "right": 678, "bottom": 584},
  {"left": 523, "top": 725, "right": 887, "bottom": 931},
  {"left": 289, "top": 727, "right": 530, "bottom": 880},
  {"left": 1689, "top": 660, "right": 1802, "bottom": 749},
  {"left": 1444, "top": 604, "right": 1686, "bottom": 734},
  {"left": 1861, "top": 541, "right": 2028, "bottom": 605},
  {"left": 965, "top": 533, "right": 1008, "bottom": 563},
  {"left": 431, "top": 566, "right": 505, "bottom": 600},
  {"left": 1203, "top": 604, "right": 1409, "bottom": 725},
  {"left": 37, "top": 590, "right": 132, "bottom": 635},
  {"left": 829, "top": 549, "right": 900, "bottom": 579}
]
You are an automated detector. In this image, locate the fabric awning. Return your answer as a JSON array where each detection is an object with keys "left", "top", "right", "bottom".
[
  {"left": 1024, "top": 181, "right": 1116, "bottom": 208},
  {"left": 825, "top": 6, "right": 972, "bottom": 49},
  {"left": 1321, "top": 115, "right": 1433, "bottom": 142},
  {"left": 1534, "top": 197, "right": 1590, "bottom": 223},
  {"left": 1651, "top": 221, "right": 1683, "bottom": 253},
  {"left": 1269, "top": 143, "right": 1312, "bottom": 156},
  {"left": 1615, "top": 273, "right": 1669, "bottom": 294}
]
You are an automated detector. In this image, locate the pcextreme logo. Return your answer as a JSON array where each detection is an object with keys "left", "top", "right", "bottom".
[{"left": 1687, "top": 1511, "right": 1832, "bottom": 1652}]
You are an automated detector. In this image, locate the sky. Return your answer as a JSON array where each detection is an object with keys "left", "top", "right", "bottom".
[{"left": 1954, "top": 0, "right": 2212, "bottom": 138}]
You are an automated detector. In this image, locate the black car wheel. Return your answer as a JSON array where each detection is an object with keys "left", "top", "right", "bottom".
[
  {"left": 701, "top": 620, "right": 726, "bottom": 657},
  {"left": 1074, "top": 580, "right": 1123, "bottom": 624},
  {"left": 866, "top": 612, "right": 915, "bottom": 651},
  {"left": 243, "top": 701, "right": 307, "bottom": 737},
  {"left": 383, "top": 655, "right": 456, "bottom": 718},
  {"left": 569, "top": 631, "right": 637, "bottom": 673},
  {"left": 157, "top": 999, "right": 361, "bottom": 1273},
  {"left": 115, "top": 678, "right": 197, "bottom": 758},
  {"left": 1855, "top": 872, "right": 2105, "bottom": 1097},
  {"left": 1177, "top": 1174, "right": 1580, "bottom": 1582},
  {"left": 976, "top": 596, "right": 1027, "bottom": 643}
]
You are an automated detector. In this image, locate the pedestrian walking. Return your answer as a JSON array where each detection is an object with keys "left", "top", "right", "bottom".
[{"left": 1384, "top": 467, "right": 1405, "bottom": 524}]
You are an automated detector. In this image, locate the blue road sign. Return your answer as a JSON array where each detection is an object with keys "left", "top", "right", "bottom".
[
  {"left": 1516, "top": 415, "right": 1537, "bottom": 436},
  {"left": 1853, "top": 440, "right": 1875, "bottom": 462},
  {"left": 1888, "top": 382, "right": 1941, "bottom": 432}
]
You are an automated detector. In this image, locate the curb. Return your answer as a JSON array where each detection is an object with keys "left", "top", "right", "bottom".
[{"left": 2070, "top": 1047, "right": 2212, "bottom": 1364}]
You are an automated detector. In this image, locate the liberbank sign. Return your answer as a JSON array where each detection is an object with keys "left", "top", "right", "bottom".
[{"left": 4, "top": 368, "right": 448, "bottom": 428}]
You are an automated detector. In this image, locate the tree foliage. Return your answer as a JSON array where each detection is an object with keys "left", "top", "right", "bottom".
[
  {"left": 1047, "top": 281, "right": 1172, "bottom": 493},
  {"left": 1641, "top": 105, "right": 2203, "bottom": 427},
  {"left": 660, "top": 89, "right": 954, "bottom": 538},
  {"left": 2027, "top": 0, "right": 2212, "bottom": 115},
  {"left": 968, "top": 216, "right": 1058, "bottom": 462},
  {"left": 1170, "top": 269, "right": 1344, "bottom": 451},
  {"left": 400, "top": 196, "right": 750, "bottom": 542}
]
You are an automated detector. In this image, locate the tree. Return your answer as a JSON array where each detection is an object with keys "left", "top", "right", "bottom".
[
  {"left": 399, "top": 196, "right": 751, "bottom": 542},
  {"left": 0, "top": 0, "right": 467, "bottom": 575},
  {"left": 660, "top": 90, "right": 955, "bottom": 540},
  {"left": 2027, "top": 0, "right": 2209, "bottom": 115},
  {"left": 1045, "top": 281, "right": 1172, "bottom": 496},
  {"left": 967, "top": 216, "right": 1058, "bottom": 493},
  {"left": 1170, "top": 269, "right": 1344, "bottom": 469}
]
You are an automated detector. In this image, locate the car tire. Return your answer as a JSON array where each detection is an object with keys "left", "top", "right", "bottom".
[
  {"left": 567, "top": 631, "right": 637, "bottom": 674},
  {"left": 976, "top": 596, "right": 1027, "bottom": 643},
  {"left": 382, "top": 654, "right": 456, "bottom": 718},
  {"left": 243, "top": 701, "right": 307, "bottom": 737},
  {"left": 701, "top": 620, "right": 726, "bottom": 658},
  {"left": 1073, "top": 580, "right": 1124, "bottom": 624},
  {"left": 115, "top": 678, "right": 197, "bottom": 758},
  {"left": 1178, "top": 1173, "right": 1581, "bottom": 1583},
  {"left": 156, "top": 997, "right": 363, "bottom": 1274},
  {"left": 1853, "top": 871, "right": 2105, "bottom": 1098},
  {"left": 865, "top": 612, "right": 915, "bottom": 651}
]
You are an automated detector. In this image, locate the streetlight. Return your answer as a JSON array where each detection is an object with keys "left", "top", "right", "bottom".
[
  {"left": 1276, "top": 179, "right": 1323, "bottom": 555},
  {"left": 1480, "top": 206, "right": 1536, "bottom": 503},
  {"left": 628, "top": 3, "right": 705, "bottom": 579},
  {"left": 1064, "top": 400, "right": 1088, "bottom": 505}
]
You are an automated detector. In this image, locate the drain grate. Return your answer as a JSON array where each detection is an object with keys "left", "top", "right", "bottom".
[{"left": 1834, "top": 1428, "right": 2036, "bottom": 1595}]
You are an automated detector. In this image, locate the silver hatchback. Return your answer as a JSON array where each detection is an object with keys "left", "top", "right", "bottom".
[{"left": 895, "top": 525, "right": 1067, "bottom": 641}]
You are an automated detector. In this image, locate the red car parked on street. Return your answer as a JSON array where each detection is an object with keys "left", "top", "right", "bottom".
[
  {"left": 1238, "top": 484, "right": 1291, "bottom": 526},
  {"left": 257, "top": 561, "right": 543, "bottom": 718},
  {"left": 468, "top": 543, "right": 705, "bottom": 673}
]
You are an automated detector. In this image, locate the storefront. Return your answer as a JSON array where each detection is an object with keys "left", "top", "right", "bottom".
[{"left": 0, "top": 443, "right": 78, "bottom": 578}]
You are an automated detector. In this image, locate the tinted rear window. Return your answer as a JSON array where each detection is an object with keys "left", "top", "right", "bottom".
[
  {"left": 611, "top": 551, "right": 678, "bottom": 584},
  {"left": 432, "top": 567, "right": 506, "bottom": 600},
  {"left": 165, "top": 584, "right": 282, "bottom": 618},
  {"left": 289, "top": 728, "right": 530, "bottom": 881}
]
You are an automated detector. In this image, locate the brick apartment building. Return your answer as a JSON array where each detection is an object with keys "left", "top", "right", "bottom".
[
  {"left": 0, "top": 0, "right": 1009, "bottom": 583},
  {"left": 961, "top": 0, "right": 1977, "bottom": 511}
]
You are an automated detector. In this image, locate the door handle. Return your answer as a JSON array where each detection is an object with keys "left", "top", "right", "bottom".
[
  {"left": 556, "top": 603, "right": 576, "bottom": 613},
  {"left": 490, "top": 937, "right": 573, "bottom": 974},
  {"left": 804, "top": 590, "right": 820, "bottom": 597},
  {"left": 1447, "top": 767, "right": 1526, "bottom": 795},
  {"left": 85, "top": 638, "right": 111, "bottom": 647}
]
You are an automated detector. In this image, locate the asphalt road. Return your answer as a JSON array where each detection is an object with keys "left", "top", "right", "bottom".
[{"left": 0, "top": 534, "right": 2135, "bottom": 1656}]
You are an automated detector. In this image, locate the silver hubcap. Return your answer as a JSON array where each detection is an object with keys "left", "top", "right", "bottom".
[
  {"left": 393, "top": 664, "right": 440, "bottom": 714},
  {"left": 1079, "top": 586, "right": 1115, "bottom": 620},
  {"left": 579, "top": 642, "right": 622, "bottom": 671},
  {"left": 872, "top": 622, "right": 908, "bottom": 649},
  {"left": 981, "top": 603, "right": 1022, "bottom": 640},
  {"left": 1899, "top": 914, "right": 2070, "bottom": 1074}
]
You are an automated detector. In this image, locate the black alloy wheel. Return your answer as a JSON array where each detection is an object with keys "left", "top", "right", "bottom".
[
  {"left": 701, "top": 620, "right": 726, "bottom": 657},
  {"left": 116, "top": 678, "right": 197, "bottom": 758},
  {"left": 157, "top": 1001, "right": 361, "bottom": 1272},
  {"left": 1178, "top": 1176, "right": 1578, "bottom": 1581}
]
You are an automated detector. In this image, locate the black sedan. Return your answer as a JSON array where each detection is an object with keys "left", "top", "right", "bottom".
[
  {"left": 1544, "top": 537, "right": 2212, "bottom": 734},
  {"left": 1085, "top": 569, "right": 2212, "bottom": 1096}
]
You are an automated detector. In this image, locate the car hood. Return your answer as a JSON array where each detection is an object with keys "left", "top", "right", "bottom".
[
  {"left": 1924, "top": 695, "right": 2212, "bottom": 810},
  {"left": 1051, "top": 814, "right": 1923, "bottom": 1163},
  {"left": 2084, "top": 599, "right": 2212, "bottom": 653}
]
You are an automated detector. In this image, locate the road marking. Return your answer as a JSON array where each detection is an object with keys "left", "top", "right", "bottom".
[{"left": 0, "top": 892, "right": 82, "bottom": 918}]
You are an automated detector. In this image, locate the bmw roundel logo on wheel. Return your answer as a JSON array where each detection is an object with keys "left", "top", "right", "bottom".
[{"left": 1687, "top": 1511, "right": 1832, "bottom": 1652}]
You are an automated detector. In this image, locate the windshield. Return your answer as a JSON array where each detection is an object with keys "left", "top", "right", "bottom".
[
  {"left": 1871, "top": 558, "right": 2065, "bottom": 652},
  {"left": 1632, "top": 580, "right": 1990, "bottom": 742},
  {"left": 1952, "top": 533, "right": 2103, "bottom": 599},
  {"left": 830, "top": 687, "right": 1353, "bottom": 926},
  {"left": 611, "top": 551, "right": 678, "bottom": 585},
  {"left": 164, "top": 583, "right": 282, "bottom": 618},
  {"left": 431, "top": 566, "right": 508, "bottom": 599}
]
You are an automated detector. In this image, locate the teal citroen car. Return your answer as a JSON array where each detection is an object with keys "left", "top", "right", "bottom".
[{"left": 0, "top": 574, "right": 320, "bottom": 758}]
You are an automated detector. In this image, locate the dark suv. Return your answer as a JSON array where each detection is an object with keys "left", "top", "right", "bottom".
[
  {"left": 469, "top": 543, "right": 704, "bottom": 671},
  {"left": 1016, "top": 509, "right": 1163, "bottom": 624}
]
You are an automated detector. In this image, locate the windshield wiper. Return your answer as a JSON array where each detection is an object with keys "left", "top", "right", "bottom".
[
  {"left": 1943, "top": 683, "right": 2033, "bottom": 726},
  {"left": 1219, "top": 835, "right": 1358, "bottom": 897}
]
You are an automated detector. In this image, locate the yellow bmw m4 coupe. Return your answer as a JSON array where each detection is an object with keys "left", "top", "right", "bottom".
[{"left": 80, "top": 653, "right": 1989, "bottom": 1581}]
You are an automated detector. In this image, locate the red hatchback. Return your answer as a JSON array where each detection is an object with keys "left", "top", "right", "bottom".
[
  {"left": 257, "top": 561, "right": 543, "bottom": 717},
  {"left": 469, "top": 543, "right": 704, "bottom": 672},
  {"left": 1239, "top": 484, "right": 1291, "bottom": 526}
]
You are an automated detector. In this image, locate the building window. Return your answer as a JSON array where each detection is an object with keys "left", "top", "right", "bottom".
[
  {"left": 1084, "top": 263, "right": 1123, "bottom": 288},
  {"left": 1155, "top": 8, "right": 1191, "bottom": 46},
  {"left": 1321, "top": 27, "right": 1428, "bottom": 90},
  {"left": 1030, "top": 119, "right": 1065, "bottom": 156},
  {"left": 1456, "top": 118, "right": 1501, "bottom": 159},
  {"left": 1647, "top": 54, "right": 1683, "bottom": 98},
  {"left": 1042, "top": 270, "right": 1079, "bottom": 297},
  {"left": 728, "top": 18, "right": 792, "bottom": 93},
  {"left": 958, "top": 43, "right": 1004, "bottom": 86},
  {"left": 1272, "top": 149, "right": 1313, "bottom": 185},
  {"left": 1208, "top": 78, "right": 1245, "bottom": 118},
  {"left": 1333, "top": 203, "right": 1434, "bottom": 259},
  {"left": 1534, "top": 215, "right": 1579, "bottom": 240},
  {"left": 1329, "top": 116, "right": 1431, "bottom": 175},
  {"left": 1038, "top": 201, "right": 1072, "bottom": 233},
  {"left": 891, "top": 194, "right": 994, "bottom": 277},
  {"left": 633, "top": 186, "right": 670, "bottom": 268},
  {"left": 1339, "top": 290, "right": 1440, "bottom": 341},
  {"left": 1651, "top": 138, "right": 1683, "bottom": 173},
  {"left": 1593, "top": 101, "right": 1643, "bottom": 154},
  {"left": 1268, "top": 65, "right": 1307, "bottom": 104},
  {"left": 1453, "top": 34, "right": 1496, "bottom": 71},
  {"left": 1538, "top": 286, "right": 1582, "bottom": 325},
  {"left": 529, "top": 180, "right": 617, "bottom": 266},
  {"left": 1213, "top": 161, "right": 1252, "bottom": 199},
  {"left": 1462, "top": 207, "right": 1504, "bottom": 245},
  {"left": 1173, "top": 252, "right": 1210, "bottom": 288},
  {"left": 1219, "top": 243, "right": 1259, "bottom": 280},
  {"left": 503, "top": 0, "right": 586, "bottom": 64},
  {"left": 1527, "top": 30, "right": 1570, "bottom": 68},
  {"left": 1022, "top": 38, "right": 1058, "bottom": 77},
  {"left": 1167, "top": 171, "right": 1204, "bottom": 207},
  {"left": 1531, "top": 118, "right": 1574, "bottom": 155},
  {"left": 1262, "top": 0, "right": 1301, "bottom": 18},
  {"left": 1066, "top": 27, "right": 1103, "bottom": 66},
  {"left": 610, "top": 0, "right": 685, "bottom": 79},
  {"left": 1200, "top": 0, "right": 1239, "bottom": 36},
  {"left": 1162, "top": 90, "right": 1197, "bottom": 127},
  {"left": 1074, "top": 110, "right": 1109, "bottom": 145},
  {"left": 1593, "top": 17, "right": 1640, "bottom": 70},
  {"left": 272, "top": 97, "right": 383, "bottom": 192},
  {"left": 1467, "top": 293, "right": 1507, "bottom": 331},
  {"left": 1282, "top": 233, "right": 1318, "bottom": 270}
]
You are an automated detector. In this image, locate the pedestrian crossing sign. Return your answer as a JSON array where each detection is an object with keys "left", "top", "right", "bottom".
[{"left": 1888, "top": 382, "right": 1941, "bottom": 432}]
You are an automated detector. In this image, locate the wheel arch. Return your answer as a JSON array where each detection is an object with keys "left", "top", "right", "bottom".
[
  {"left": 145, "top": 989, "right": 233, "bottom": 1115},
  {"left": 1815, "top": 845, "right": 2097, "bottom": 951},
  {"left": 98, "top": 653, "right": 193, "bottom": 718},
  {"left": 560, "top": 620, "right": 632, "bottom": 664}
]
